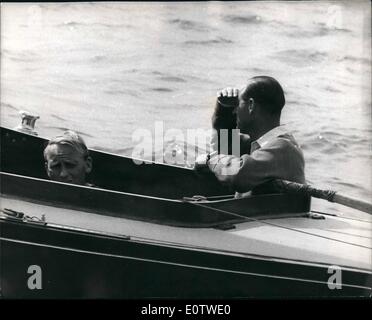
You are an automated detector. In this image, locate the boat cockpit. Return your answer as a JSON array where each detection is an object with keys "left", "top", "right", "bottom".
[{"left": 1, "top": 125, "right": 310, "bottom": 228}]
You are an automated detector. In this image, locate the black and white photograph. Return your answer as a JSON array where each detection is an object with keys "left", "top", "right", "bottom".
[{"left": 0, "top": 0, "right": 371, "bottom": 304}]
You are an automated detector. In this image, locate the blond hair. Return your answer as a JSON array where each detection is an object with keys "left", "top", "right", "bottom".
[{"left": 44, "top": 130, "right": 89, "bottom": 159}]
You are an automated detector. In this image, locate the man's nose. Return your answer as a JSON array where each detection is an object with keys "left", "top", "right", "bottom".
[{"left": 60, "top": 166, "right": 69, "bottom": 178}]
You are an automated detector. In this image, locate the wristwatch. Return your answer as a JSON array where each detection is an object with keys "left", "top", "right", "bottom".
[
  {"left": 206, "top": 150, "right": 218, "bottom": 166},
  {"left": 206, "top": 153, "right": 211, "bottom": 164}
]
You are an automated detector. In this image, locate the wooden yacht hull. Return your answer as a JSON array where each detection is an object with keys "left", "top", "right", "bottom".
[{"left": 1, "top": 216, "right": 370, "bottom": 299}]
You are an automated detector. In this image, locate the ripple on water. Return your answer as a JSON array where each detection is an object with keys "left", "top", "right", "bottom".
[
  {"left": 273, "top": 49, "right": 328, "bottom": 66},
  {"left": 158, "top": 76, "right": 187, "bottom": 83},
  {"left": 1, "top": 103, "right": 19, "bottom": 112},
  {"left": 150, "top": 87, "right": 174, "bottom": 93},
  {"left": 283, "top": 22, "right": 352, "bottom": 39},
  {"left": 168, "top": 18, "right": 210, "bottom": 32},
  {"left": 184, "top": 37, "right": 233, "bottom": 45},
  {"left": 222, "top": 14, "right": 263, "bottom": 25}
]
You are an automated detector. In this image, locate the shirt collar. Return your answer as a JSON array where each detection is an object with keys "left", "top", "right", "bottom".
[{"left": 250, "top": 125, "right": 289, "bottom": 153}]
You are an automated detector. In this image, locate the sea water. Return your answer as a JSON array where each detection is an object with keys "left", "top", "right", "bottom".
[{"left": 1, "top": 2, "right": 371, "bottom": 215}]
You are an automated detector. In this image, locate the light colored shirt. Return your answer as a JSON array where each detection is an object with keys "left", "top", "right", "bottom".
[{"left": 208, "top": 125, "right": 305, "bottom": 194}]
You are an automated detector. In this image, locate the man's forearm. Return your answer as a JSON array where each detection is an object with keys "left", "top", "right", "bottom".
[
  {"left": 211, "top": 99, "right": 238, "bottom": 154},
  {"left": 211, "top": 100, "right": 237, "bottom": 130}
]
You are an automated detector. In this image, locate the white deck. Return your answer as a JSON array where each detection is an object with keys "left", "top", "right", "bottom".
[{"left": 1, "top": 195, "right": 371, "bottom": 271}]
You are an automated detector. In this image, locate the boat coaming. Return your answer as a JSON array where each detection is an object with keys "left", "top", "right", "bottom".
[
  {"left": 0, "top": 171, "right": 310, "bottom": 227},
  {"left": 1, "top": 195, "right": 371, "bottom": 298},
  {"left": 0, "top": 126, "right": 230, "bottom": 198}
]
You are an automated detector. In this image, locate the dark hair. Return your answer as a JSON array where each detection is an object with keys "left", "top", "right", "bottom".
[{"left": 241, "top": 76, "right": 285, "bottom": 114}]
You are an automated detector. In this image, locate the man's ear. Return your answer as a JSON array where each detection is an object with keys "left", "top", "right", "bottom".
[
  {"left": 45, "top": 162, "right": 50, "bottom": 176},
  {"left": 248, "top": 98, "right": 255, "bottom": 114},
  {"left": 85, "top": 156, "right": 93, "bottom": 174}
]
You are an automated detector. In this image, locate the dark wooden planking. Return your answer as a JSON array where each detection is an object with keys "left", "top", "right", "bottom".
[
  {"left": 1, "top": 172, "right": 310, "bottom": 227},
  {"left": 1, "top": 218, "right": 370, "bottom": 298},
  {"left": 1, "top": 127, "right": 48, "bottom": 179},
  {"left": 90, "top": 146, "right": 230, "bottom": 198}
]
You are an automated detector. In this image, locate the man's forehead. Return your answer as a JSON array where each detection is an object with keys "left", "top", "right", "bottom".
[{"left": 45, "top": 144, "right": 80, "bottom": 158}]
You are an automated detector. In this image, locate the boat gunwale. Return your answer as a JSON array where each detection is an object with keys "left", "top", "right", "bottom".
[
  {"left": 1, "top": 216, "right": 371, "bottom": 278},
  {"left": 0, "top": 171, "right": 311, "bottom": 229},
  {"left": 0, "top": 170, "right": 309, "bottom": 205}
]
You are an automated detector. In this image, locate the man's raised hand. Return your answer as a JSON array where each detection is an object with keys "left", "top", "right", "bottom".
[{"left": 217, "top": 87, "right": 239, "bottom": 108}]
